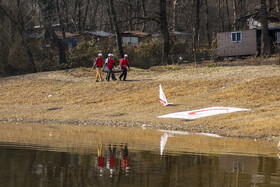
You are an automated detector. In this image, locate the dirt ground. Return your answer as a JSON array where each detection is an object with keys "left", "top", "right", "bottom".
[{"left": 1, "top": 57, "right": 280, "bottom": 143}]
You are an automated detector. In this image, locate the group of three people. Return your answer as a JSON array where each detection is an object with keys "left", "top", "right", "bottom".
[{"left": 94, "top": 53, "right": 130, "bottom": 82}]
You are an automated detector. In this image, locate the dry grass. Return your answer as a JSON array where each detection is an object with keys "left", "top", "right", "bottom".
[{"left": 1, "top": 59, "right": 280, "bottom": 143}]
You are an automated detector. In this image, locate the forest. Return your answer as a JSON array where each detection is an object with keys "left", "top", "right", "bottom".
[{"left": 0, "top": 0, "right": 278, "bottom": 75}]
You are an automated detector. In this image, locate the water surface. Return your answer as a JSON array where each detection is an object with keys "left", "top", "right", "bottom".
[{"left": 0, "top": 123, "right": 279, "bottom": 186}]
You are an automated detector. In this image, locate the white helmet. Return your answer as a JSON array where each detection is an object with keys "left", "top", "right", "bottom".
[
  {"left": 108, "top": 53, "right": 111, "bottom": 57},
  {"left": 98, "top": 53, "right": 102, "bottom": 56},
  {"left": 124, "top": 54, "right": 128, "bottom": 57},
  {"left": 111, "top": 53, "right": 114, "bottom": 57}
]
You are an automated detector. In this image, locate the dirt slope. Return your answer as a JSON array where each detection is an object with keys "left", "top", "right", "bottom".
[{"left": 1, "top": 59, "right": 280, "bottom": 142}]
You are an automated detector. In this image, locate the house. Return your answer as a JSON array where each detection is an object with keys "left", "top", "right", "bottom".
[
  {"left": 27, "top": 33, "right": 44, "bottom": 47},
  {"left": 31, "top": 25, "right": 80, "bottom": 51},
  {"left": 121, "top": 31, "right": 151, "bottom": 46},
  {"left": 217, "top": 12, "right": 280, "bottom": 57},
  {"left": 55, "top": 32, "right": 79, "bottom": 51}
]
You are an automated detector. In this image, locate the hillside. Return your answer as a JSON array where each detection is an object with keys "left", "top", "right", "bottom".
[{"left": 0, "top": 58, "right": 280, "bottom": 143}]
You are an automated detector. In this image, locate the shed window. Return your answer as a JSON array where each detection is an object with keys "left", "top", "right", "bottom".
[{"left": 231, "top": 31, "right": 242, "bottom": 42}]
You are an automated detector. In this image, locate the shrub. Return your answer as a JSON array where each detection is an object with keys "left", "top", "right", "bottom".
[
  {"left": 68, "top": 40, "right": 115, "bottom": 68},
  {"left": 124, "top": 38, "right": 163, "bottom": 69},
  {"left": 6, "top": 42, "right": 34, "bottom": 75}
]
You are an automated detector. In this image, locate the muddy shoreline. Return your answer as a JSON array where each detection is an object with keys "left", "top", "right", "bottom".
[{"left": 0, "top": 116, "right": 270, "bottom": 143}]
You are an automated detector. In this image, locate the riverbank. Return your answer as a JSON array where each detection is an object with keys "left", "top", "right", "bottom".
[{"left": 1, "top": 58, "right": 280, "bottom": 143}]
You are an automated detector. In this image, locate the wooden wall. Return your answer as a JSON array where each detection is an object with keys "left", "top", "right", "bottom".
[{"left": 217, "top": 30, "right": 257, "bottom": 57}]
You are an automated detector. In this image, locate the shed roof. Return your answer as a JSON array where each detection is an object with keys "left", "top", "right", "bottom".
[
  {"left": 268, "top": 22, "right": 280, "bottom": 30},
  {"left": 86, "top": 31, "right": 113, "bottom": 37},
  {"left": 121, "top": 31, "right": 151, "bottom": 37},
  {"left": 55, "top": 32, "right": 79, "bottom": 38},
  {"left": 170, "top": 31, "right": 191, "bottom": 35},
  {"left": 238, "top": 12, "right": 280, "bottom": 22}
]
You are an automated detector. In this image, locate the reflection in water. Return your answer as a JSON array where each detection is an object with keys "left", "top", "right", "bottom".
[
  {"left": 0, "top": 123, "right": 280, "bottom": 186},
  {"left": 0, "top": 143, "right": 280, "bottom": 186},
  {"left": 107, "top": 144, "right": 117, "bottom": 176},
  {"left": 159, "top": 130, "right": 221, "bottom": 156},
  {"left": 96, "top": 145, "right": 105, "bottom": 176},
  {"left": 121, "top": 144, "right": 130, "bottom": 173},
  {"left": 160, "top": 133, "right": 169, "bottom": 156},
  {"left": 159, "top": 129, "right": 222, "bottom": 138},
  {"left": 96, "top": 144, "right": 130, "bottom": 178}
]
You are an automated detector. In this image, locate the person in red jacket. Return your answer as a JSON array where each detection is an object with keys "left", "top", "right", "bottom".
[
  {"left": 93, "top": 53, "right": 104, "bottom": 82},
  {"left": 119, "top": 54, "right": 130, "bottom": 81},
  {"left": 106, "top": 54, "right": 117, "bottom": 81}
]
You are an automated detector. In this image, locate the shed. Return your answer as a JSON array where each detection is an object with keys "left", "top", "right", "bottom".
[
  {"left": 217, "top": 25, "right": 280, "bottom": 57},
  {"left": 56, "top": 32, "right": 79, "bottom": 51},
  {"left": 121, "top": 31, "right": 151, "bottom": 46},
  {"left": 217, "top": 11, "right": 280, "bottom": 57},
  {"left": 217, "top": 29, "right": 258, "bottom": 57}
]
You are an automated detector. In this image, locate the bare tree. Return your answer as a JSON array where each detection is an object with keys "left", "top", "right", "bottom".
[
  {"left": 159, "top": 0, "right": 170, "bottom": 64},
  {"left": 38, "top": 0, "right": 67, "bottom": 64},
  {"left": 232, "top": 0, "right": 237, "bottom": 30},
  {"left": 0, "top": 0, "right": 37, "bottom": 73},
  {"left": 225, "top": 0, "right": 231, "bottom": 31},
  {"left": 108, "top": 0, "right": 124, "bottom": 58},
  {"left": 260, "top": 0, "right": 271, "bottom": 56},
  {"left": 205, "top": 0, "right": 211, "bottom": 47},
  {"left": 82, "top": 0, "right": 90, "bottom": 31},
  {"left": 218, "top": 0, "right": 225, "bottom": 32},
  {"left": 172, "top": 0, "right": 178, "bottom": 31},
  {"left": 126, "top": 0, "right": 133, "bottom": 30},
  {"left": 140, "top": 0, "right": 147, "bottom": 31}
]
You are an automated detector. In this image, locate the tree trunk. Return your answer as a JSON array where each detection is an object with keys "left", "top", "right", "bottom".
[
  {"left": 172, "top": 0, "right": 178, "bottom": 31},
  {"left": 82, "top": 0, "right": 90, "bottom": 31},
  {"left": 17, "top": 0, "right": 36, "bottom": 72},
  {"left": 266, "top": 0, "right": 272, "bottom": 11},
  {"left": 109, "top": 0, "right": 124, "bottom": 58},
  {"left": 56, "top": 0, "right": 67, "bottom": 64},
  {"left": 205, "top": 0, "right": 211, "bottom": 48},
  {"left": 106, "top": 0, "right": 114, "bottom": 32},
  {"left": 90, "top": 0, "right": 99, "bottom": 31},
  {"left": 225, "top": 0, "right": 231, "bottom": 31},
  {"left": 218, "top": 0, "right": 224, "bottom": 31},
  {"left": 159, "top": 0, "right": 170, "bottom": 64},
  {"left": 192, "top": 0, "right": 200, "bottom": 64},
  {"left": 127, "top": 0, "right": 133, "bottom": 30},
  {"left": 194, "top": 0, "right": 200, "bottom": 41},
  {"left": 38, "top": 0, "right": 67, "bottom": 64},
  {"left": 135, "top": 0, "right": 140, "bottom": 30},
  {"left": 78, "top": 0, "right": 82, "bottom": 33},
  {"left": 141, "top": 0, "right": 147, "bottom": 31},
  {"left": 232, "top": 0, "right": 237, "bottom": 30},
  {"left": 260, "top": 0, "right": 271, "bottom": 56}
]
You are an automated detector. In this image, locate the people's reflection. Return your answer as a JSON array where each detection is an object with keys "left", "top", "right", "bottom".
[
  {"left": 96, "top": 145, "right": 105, "bottom": 176},
  {"left": 107, "top": 144, "right": 117, "bottom": 177},
  {"left": 121, "top": 144, "right": 130, "bottom": 174}
]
